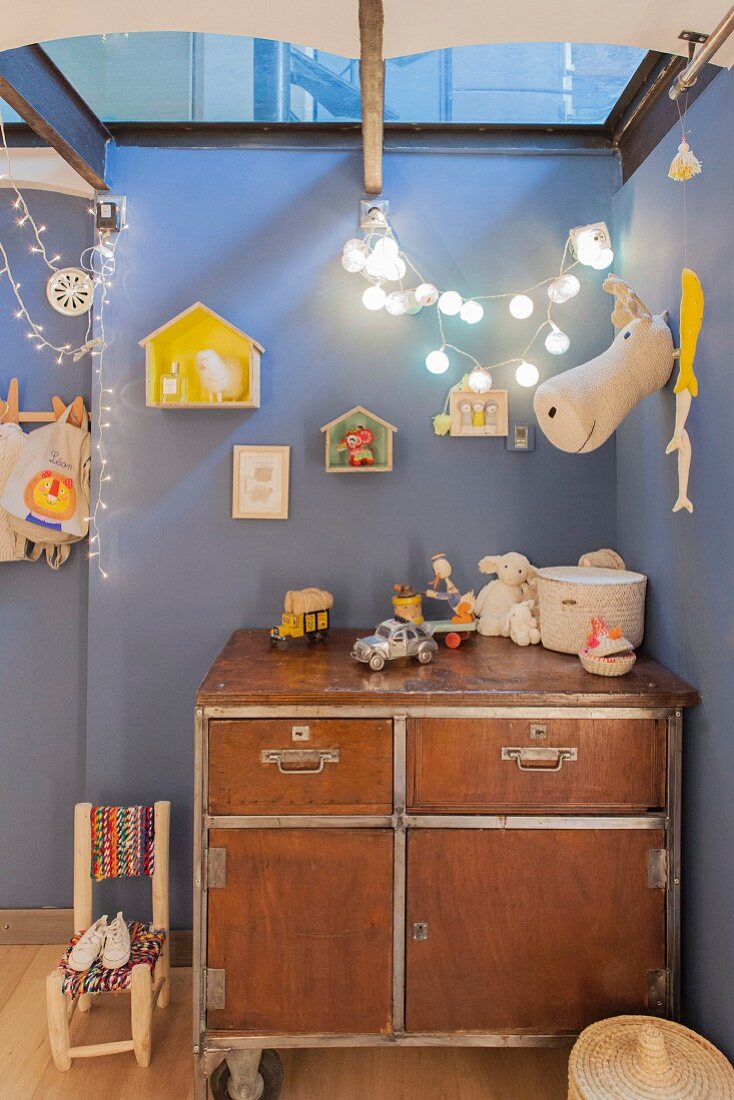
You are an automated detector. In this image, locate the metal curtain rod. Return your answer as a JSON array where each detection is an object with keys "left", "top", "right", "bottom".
[{"left": 669, "top": 4, "right": 734, "bottom": 99}]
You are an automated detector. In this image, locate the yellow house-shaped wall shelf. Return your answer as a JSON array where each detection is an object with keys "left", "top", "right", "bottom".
[
  {"left": 140, "top": 302, "right": 264, "bottom": 409},
  {"left": 320, "top": 406, "right": 397, "bottom": 473}
]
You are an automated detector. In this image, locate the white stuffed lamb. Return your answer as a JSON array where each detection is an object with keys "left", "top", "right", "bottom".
[
  {"left": 504, "top": 600, "right": 541, "bottom": 646},
  {"left": 474, "top": 552, "right": 538, "bottom": 637}
]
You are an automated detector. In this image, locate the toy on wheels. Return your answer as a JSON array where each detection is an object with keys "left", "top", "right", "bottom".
[
  {"left": 270, "top": 588, "right": 334, "bottom": 649},
  {"left": 422, "top": 553, "right": 477, "bottom": 648}
]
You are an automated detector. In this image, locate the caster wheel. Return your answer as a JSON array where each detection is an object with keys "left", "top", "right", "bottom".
[
  {"left": 445, "top": 632, "right": 462, "bottom": 649},
  {"left": 210, "top": 1050, "right": 284, "bottom": 1100}
]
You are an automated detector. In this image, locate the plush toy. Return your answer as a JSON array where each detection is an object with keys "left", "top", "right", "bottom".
[
  {"left": 474, "top": 552, "right": 537, "bottom": 637},
  {"left": 336, "top": 425, "right": 375, "bottom": 467},
  {"left": 504, "top": 600, "right": 541, "bottom": 646},
  {"left": 578, "top": 548, "right": 626, "bottom": 570},
  {"left": 534, "top": 276, "right": 674, "bottom": 453},
  {"left": 195, "top": 348, "right": 246, "bottom": 402}
]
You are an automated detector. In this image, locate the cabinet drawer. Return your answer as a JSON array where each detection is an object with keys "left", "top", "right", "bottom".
[
  {"left": 408, "top": 718, "right": 666, "bottom": 813},
  {"left": 208, "top": 719, "right": 392, "bottom": 815}
]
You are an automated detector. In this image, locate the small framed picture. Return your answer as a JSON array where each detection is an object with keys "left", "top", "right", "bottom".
[{"left": 232, "top": 445, "right": 290, "bottom": 520}]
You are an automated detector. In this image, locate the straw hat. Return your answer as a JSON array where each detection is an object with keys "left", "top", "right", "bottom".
[{"left": 568, "top": 1016, "right": 734, "bottom": 1099}]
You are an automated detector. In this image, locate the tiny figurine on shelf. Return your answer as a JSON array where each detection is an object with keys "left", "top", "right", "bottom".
[
  {"left": 392, "top": 584, "right": 424, "bottom": 624},
  {"left": 579, "top": 616, "right": 636, "bottom": 676},
  {"left": 351, "top": 619, "right": 438, "bottom": 672},
  {"left": 195, "top": 348, "right": 246, "bottom": 403},
  {"left": 336, "top": 424, "right": 375, "bottom": 467},
  {"left": 475, "top": 552, "right": 538, "bottom": 639},
  {"left": 423, "top": 553, "right": 477, "bottom": 648},
  {"left": 270, "top": 588, "right": 334, "bottom": 648}
]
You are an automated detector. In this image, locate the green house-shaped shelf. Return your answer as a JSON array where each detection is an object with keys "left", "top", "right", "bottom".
[
  {"left": 320, "top": 406, "right": 397, "bottom": 473},
  {"left": 140, "top": 302, "right": 264, "bottom": 409}
]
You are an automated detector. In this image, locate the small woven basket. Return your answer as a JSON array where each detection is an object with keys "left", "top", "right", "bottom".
[
  {"left": 568, "top": 1016, "right": 734, "bottom": 1100},
  {"left": 580, "top": 651, "right": 637, "bottom": 677},
  {"left": 538, "top": 567, "right": 647, "bottom": 655}
]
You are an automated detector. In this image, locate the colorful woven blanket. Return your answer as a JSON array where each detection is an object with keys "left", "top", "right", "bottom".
[
  {"left": 59, "top": 920, "right": 165, "bottom": 997},
  {"left": 91, "top": 805, "right": 155, "bottom": 881}
]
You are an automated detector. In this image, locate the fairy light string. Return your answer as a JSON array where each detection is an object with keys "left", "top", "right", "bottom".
[
  {"left": 0, "top": 104, "right": 126, "bottom": 577},
  {"left": 341, "top": 212, "right": 612, "bottom": 387}
]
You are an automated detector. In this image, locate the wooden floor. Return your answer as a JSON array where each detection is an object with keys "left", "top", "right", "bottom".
[{"left": 0, "top": 945, "right": 571, "bottom": 1099}]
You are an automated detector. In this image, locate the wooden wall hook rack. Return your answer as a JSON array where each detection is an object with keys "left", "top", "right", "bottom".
[{"left": 0, "top": 378, "right": 86, "bottom": 428}]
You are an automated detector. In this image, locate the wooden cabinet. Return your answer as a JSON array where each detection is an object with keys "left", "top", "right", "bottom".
[
  {"left": 405, "top": 829, "right": 666, "bottom": 1033},
  {"left": 194, "top": 631, "right": 697, "bottom": 1100}
]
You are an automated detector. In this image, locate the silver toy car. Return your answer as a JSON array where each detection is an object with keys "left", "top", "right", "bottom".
[{"left": 351, "top": 618, "right": 438, "bottom": 672}]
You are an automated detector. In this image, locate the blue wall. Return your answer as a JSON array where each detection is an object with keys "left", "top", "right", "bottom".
[
  {"left": 0, "top": 189, "right": 92, "bottom": 906},
  {"left": 83, "top": 143, "right": 618, "bottom": 924},
  {"left": 614, "top": 70, "right": 734, "bottom": 1055}
]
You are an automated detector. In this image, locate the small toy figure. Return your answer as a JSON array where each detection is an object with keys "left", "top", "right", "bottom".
[
  {"left": 351, "top": 618, "right": 437, "bottom": 672},
  {"left": 426, "top": 553, "right": 461, "bottom": 611},
  {"left": 336, "top": 425, "right": 375, "bottom": 467},
  {"left": 392, "top": 584, "right": 424, "bottom": 624},
  {"left": 195, "top": 348, "right": 245, "bottom": 403},
  {"left": 423, "top": 553, "right": 477, "bottom": 647},
  {"left": 472, "top": 402, "right": 485, "bottom": 430},
  {"left": 270, "top": 588, "right": 334, "bottom": 648}
]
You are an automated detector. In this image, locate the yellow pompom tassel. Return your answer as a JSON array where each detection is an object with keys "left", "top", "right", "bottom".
[
  {"left": 432, "top": 413, "right": 451, "bottom": 436},
  {"left": 668, "top": 141, "right": 702, "bottom": 182}
]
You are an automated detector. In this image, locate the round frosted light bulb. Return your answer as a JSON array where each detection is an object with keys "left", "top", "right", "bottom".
[
  {"left": 591, "top": 247, "right": 614, "bottom": 270},
  {"left": 415, "top": 283, "right": 439, "bottom": 307},
  {"left": 385, "top": 291, "right": 408, "bottom": 316},
  {"left": 516, "top": 360, "right": 540, "bottom": 387},
  {"left": 373, "top": 236, "right": 399, "bottom": 258},
  {"left": 575, "top": 230, "right": 603, "bottom": 266},
  {"left": 403, "top": 290, "right": 422, "bottom": 315},
  {"left": 342, "top": 248, "right": 367, "bottom": 273},
  {"left": 509, "top": 294, "right": 534, "bottom": 319},
  {"left": 544, "top": 325, "right": 570, "bottom": 355},
  {"left": 460, "top": 299, "right": 484, "bottom": 324},
  {"left": 426, "top": 348, "right": 450, "bottom": 374},
  {"left": 438, "top": 290, "right": 463, "bottom": 316},
  {"left": 394, "top": 257, "right": 407, "bottom": 279},
  {"left": 362, "top": 285, "right": 386, "bottom": 311},
  {"left": 365, "top": 251, "right": 391, "bottom": 279},
  {"left": 468, "top": 366, "right": 493, "bottom": 393},
  {"left": 343, "top": 238, "right": 367, "bottom": 255},
  {"left": 547, "top": 274, "right": 581, "bottom": 303}
]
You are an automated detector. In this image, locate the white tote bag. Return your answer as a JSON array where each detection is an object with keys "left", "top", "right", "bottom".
[{"left": 0, "top": 404, "right": 90, "bottom": 569}]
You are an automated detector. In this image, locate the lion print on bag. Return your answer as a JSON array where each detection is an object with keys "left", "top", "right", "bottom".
[{"left": 23, "top": 469, "right": 77, "bottom": 531}]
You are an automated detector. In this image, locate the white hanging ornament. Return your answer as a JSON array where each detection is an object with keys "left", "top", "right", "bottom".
[
  {"left": 591, "top": 248, "right": 614, "bottom": 270},
  {"left": 362, "top": 285, "right": 386, "bottom": 311},
  {"left": 468, "top": 366, "right": 493, "bottom": 393},
  {"left": 426, "top": 348, "right": 450, "bottom": 374},
  {"left": 415, "top": 283, "right": 439, "bottom": 307},
  {"left": 438, "top": 290, "right": 463, "bottom": 316},
  {"left": 516, "top": 360, "right": 540, "bottom": 387},
  {"left": 509, "top": 294, "right": 533, "bottom": 319},
  {"left": 547, "top": 274, "right": 580, "bottom": 304},
  {"left": 668, "top": 139, "right": 702, "bottom": 182},
  {"left": 459, "top": 299, "right": 484, "bottom": 324},
  {"left": 385, "top": 291, "right": 408, "bottom": 316},
  {"left": 46, "top": 268, "right": 95, "bottom": 316},
  {"left": 403, "top": 290, "right": 422, "bottom": 315},
  {"left": 544, "top": 324, "right": 571, "bottom": 355},
  {"left": 373, "top": 235, "right": 400, "bottom": 258}
]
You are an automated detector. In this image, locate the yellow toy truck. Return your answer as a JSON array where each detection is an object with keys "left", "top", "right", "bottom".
[{"left": 270, "top": 588, "right": 334, "bottom": 648}]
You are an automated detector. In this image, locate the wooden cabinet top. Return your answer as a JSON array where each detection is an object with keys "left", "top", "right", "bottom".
[{"left": 197, "top": 630, "right": 698, "bottom": 710}]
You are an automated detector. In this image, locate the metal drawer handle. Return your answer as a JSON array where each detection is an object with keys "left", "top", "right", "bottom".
[
  {"left": 501, "top": 746, "right": 578, "bottom": 772},
  {"left": 260, "top": 748, "right": 340, "bottom": 774}
]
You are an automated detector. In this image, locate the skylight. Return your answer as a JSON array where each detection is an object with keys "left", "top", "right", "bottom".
[{"left": 28, "top": 34, "right": 647, "bottom": 126}]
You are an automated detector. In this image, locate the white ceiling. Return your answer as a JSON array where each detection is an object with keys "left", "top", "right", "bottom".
[{"left": 1, "top": 0, "right": 733, "bottom": 66}]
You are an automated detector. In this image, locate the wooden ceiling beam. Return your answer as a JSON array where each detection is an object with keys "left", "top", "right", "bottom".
[
  {"left": 0, "top": 45, "right": 111, "bottom": 190},
  {"left": 359, "top": 0, "right": 384, "bottom": 195}
]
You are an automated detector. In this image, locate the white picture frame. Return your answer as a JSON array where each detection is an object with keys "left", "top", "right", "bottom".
[{"left": 232, "top": 445, "right": 290, "bottom": 520}]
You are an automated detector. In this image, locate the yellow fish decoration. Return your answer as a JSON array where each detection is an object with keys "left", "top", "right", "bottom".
[{"left": 674, "top": 268, "right": 703, "bottom": 396}]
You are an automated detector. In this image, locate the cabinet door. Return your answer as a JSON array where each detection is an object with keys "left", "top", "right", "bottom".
[
  {"left": 406, "top": 828, "right": 666, "bottom": 1034},
  {"left": 207, "top": 829, "right": 393, "bottom": 1034}
]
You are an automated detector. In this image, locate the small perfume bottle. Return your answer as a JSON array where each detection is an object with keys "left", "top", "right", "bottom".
[{"left": 160, "top": 361, "right": 186, "bottom": 404}]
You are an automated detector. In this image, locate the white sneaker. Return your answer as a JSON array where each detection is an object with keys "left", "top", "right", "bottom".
[
  {"left": 68, "top": 915, "right": 108, "bottom": 972},
  {"left": 101, "top": 911, "right": 131, "bottom": 969}
]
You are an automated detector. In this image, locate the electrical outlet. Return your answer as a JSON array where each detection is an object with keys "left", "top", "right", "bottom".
[
  {"left": 95, "top": 194, "right": 126, "bottom": 233},
  {"left": 506, "top": 424, "right": 535, "bottom": 452}
]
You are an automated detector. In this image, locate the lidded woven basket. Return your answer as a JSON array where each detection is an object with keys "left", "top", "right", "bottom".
[
  {"left": 568, "top": 1016, "right": 734, "bottom": 1100},
  {"left": 537, "top": 567, "right": 647, "bottom": 655}
]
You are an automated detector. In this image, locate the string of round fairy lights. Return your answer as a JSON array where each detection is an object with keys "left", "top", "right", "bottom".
[
  {"left": 0, "top": 103, "right": 126, "bottom": 577},
  {"left": 341, "top": 211, "right": 614, "bottom": 389}
]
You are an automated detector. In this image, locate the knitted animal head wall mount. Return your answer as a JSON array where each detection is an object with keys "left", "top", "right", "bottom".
[{"left": 533, "top": 275, "right": 674, "bottom": 453}]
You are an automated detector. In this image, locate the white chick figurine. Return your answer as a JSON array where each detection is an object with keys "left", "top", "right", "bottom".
[{"left": 195, "top": 348, "right": 245, "bottom": 403}]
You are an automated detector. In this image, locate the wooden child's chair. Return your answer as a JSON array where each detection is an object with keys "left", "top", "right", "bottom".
[{"left": 46, "top": 801, "right": 170, "bottom": 1070}]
